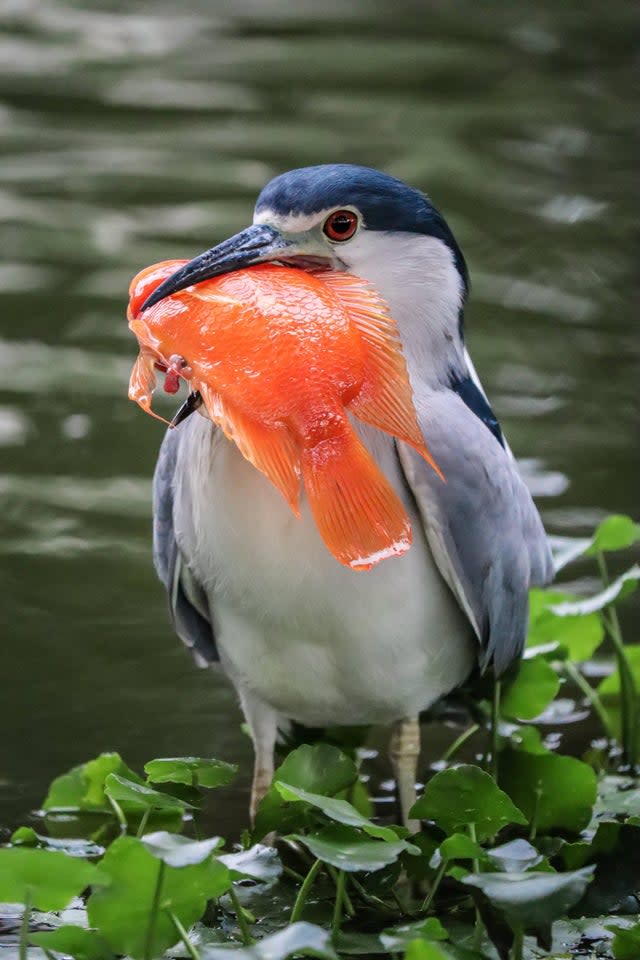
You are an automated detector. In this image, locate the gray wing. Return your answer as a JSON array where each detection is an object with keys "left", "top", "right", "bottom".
[
  {"left": 397, "top": 386, "right": 554, "bottom": 674},
  {"left": 153, "top": 426, "right": 219, "bottom": 665}
]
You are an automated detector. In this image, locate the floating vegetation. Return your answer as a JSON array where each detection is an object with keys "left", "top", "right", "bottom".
[{"left": 1, "top": 515, "right": 638, "bottom": 959}]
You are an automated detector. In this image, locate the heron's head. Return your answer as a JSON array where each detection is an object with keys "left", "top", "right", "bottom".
[{"left": 141, "top": 164, "right": 469, "bottom": 384}]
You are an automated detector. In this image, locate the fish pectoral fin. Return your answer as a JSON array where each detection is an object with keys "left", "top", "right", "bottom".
[
  {"left": 318, "top": 270, "right": 443, "bottom": 481},
  {"left": 198, "top": 384, "right": 301, "bottom": 515},
  {"left": 301, "top": 427, "right": 412, "bottom": 570},
  {"left": 128, "top": 353, "right": 170, "bottom": 424}
]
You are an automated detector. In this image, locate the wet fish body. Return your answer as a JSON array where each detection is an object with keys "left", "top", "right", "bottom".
[{"left": 128, "top": 261, "right": 441, "bottom": 570}]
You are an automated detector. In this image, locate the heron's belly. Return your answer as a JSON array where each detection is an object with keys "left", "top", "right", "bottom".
[{"left": 177, "top": 419, "right": 475, "bottom": 727}]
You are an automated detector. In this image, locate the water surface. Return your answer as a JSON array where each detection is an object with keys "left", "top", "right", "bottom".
[{"left": 0, "top": 0, "right": 637, "bottom": 834}]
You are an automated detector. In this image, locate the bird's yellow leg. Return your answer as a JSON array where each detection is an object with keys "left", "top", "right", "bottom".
[
  {"left": 389, "top": 716, "right": 421, "bottom": 832},
  {"left": 240, "top": 690, "right": 278, "bottom": 828}
]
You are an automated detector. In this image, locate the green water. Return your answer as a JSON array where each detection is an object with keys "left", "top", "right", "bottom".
[{"left": 0, "top": 1, "right": 637, "bottom": 835}]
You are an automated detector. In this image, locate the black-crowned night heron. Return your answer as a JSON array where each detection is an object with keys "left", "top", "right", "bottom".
[{"left": 143, "top": 164, "right": 553, "bottom": 829}]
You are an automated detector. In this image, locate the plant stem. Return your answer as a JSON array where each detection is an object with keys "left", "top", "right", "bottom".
[
  {"left": 490, "top": 680, "right": 501, "bottom": 779},
  {"left": 144, "top": 860, "right": 166, "bottom": 960},
  {"left": 349, "top": 876, "right": 398, "bottom": 917},
  {"left": 107, "top": 795, "right": 128, "bottom": 834},
  {"left": 136, "top": 809, "right": 151, "bottom": 839},
  {"left": 512, "top": 926, "right": 524, "bottom": 960},
  {"left": 331, "top": 870, "right": 347, "bottom": 939},
  {"left": 167, "top": 910, "right": 200, "bottom": 960},
  {"left": 326, "top": 865, "right": 354, "bottom": 917},
  {"left": 528, "top": 787, "right": 542, "bottom": 842},
  {"left": 289, "top": 858, "right": 323, "bottom": 923},
  {"left": 563, "top": 660, "right": 613, "bottom": 736},
  {"left": 598, "top": 553, "right": 638, "bottom": 767},
  {"left": 468, "top": 823, "right": 484, "bottom": 950},
  {"left": 422, "top": 858, "right": 447, "bottom": 912},
  {"left": 228, "top": 885, "right": 254, "bottom": 945},
  {"left": 442, "top": 723, "right": 480, "bottom": 762},
  {"left": 19, "top": 889, "right": 30, "bottom": 960}
]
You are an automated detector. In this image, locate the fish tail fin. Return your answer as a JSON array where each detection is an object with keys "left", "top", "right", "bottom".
[
  {"left": 301, "top": 426, "right": 412, "bottom": 570},
  {"left": 318, "top": 270, "right": 444, "bottom": 481},
  {"left": 199, "top": 384, "right": 301, "bottom": 514}
]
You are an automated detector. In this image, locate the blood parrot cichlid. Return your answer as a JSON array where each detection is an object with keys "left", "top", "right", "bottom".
[{"left": 127, "top": 259, "right": 443, "bottom": 570}]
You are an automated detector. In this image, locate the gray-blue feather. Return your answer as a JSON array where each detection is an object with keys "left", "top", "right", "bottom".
[
  {"left": 397, "top": 386, "right": 553, "bottom": 674},
  {"left": 153, "top": 427, "right": 219, "bottom": 665}
]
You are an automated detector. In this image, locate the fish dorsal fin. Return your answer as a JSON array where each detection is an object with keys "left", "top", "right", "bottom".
[
  {"left": 198, "top": 384, "right": 301, "bottom": 515},
  {"left": 317, "top": 271, "right": 443, "bottom": 481}
]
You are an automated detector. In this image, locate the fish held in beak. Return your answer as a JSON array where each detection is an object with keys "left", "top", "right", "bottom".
[{"left": 127, "top": 259, "right": 443, "bottom": 570}]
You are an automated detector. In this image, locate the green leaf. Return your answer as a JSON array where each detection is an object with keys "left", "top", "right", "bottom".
[
  {"left": 462, "top": 866, "right": 594, "bottom": 932},
  {"left": 431, "top": 833, "right": 486, "bottom": 867},
  {"left": 30, "top": 925, "right": 114, "bottom": 960},
  {"left": 10, "top": 827, "right": 104, "bottom": 858},
  {"left": 550, "top": 565, "right": 640, "bottom": 616},
  {"left": 502, "top": 657, "right": 560, "bottom": 720},
  {"left": 87, "top": 836, "right": 230, "bottom": 959},
  {"left": 254, "top": 744, "right": 357, "bottom": 840},
  {"left": 196, "top": 921, "right": 339, "bottom": 959},
  {"left": 144, "top": 757, "right": 237, "bottom": 788},
  {"left": 0, "top": 848, "right": 107, "bottom": 910},
  {"left": 500, "top": 750, "right": 597, "bottom": 833},
  {"left": 104, "top": 774, "right": 193, "bottom": 812},
  {"left": 403, "top": 942, "right": 457, "bottom": 960},
  {"left": 379, "top": 917, "right": 448, "bottom": 950},
  {"left": 218, "top": 843, "right": 282, "bottom": 882},
  {"left": 409, "top": 764, "right": 527, "bottom": 840},
  {"left": 43, "top": 752, "right": 144, "bottom": 812},
  {"left": 587, "top": 515, "right": 640, "bottom": 555},
  {"left": 141, "top": 831, "right": 223, "bottom": 867},
  {"left": 607, "top": 921, "right": 640, "bottom": 960},
  {"left": 292, "top": 824, "right": 418, "bottom": 872},
  {"left": 486, "top": 838, "right": 542, "bottom": 872},
  {"left": 274, "top": 782, "right": 397, "bottom": 840},
  {"left": 527, "top": 601, "right": 605, "bottom": 662}
]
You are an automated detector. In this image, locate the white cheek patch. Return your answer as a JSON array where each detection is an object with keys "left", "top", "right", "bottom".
[{"left": 253, "top": 207, "right": 331, "bottom": 233}]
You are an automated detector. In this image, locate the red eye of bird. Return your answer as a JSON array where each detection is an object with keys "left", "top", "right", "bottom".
[{"left": 323, "top": 209, "right": 359, "bottom": 242}]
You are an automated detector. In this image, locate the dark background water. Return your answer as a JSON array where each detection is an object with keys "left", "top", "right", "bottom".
[{"left": 0, "top": 0, "right": 637, "bottom": 836}]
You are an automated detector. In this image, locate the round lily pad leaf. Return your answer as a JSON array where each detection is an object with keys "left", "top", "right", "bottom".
[
  {"left": 30, "top": 925, "right": 114, "bottom": 960},
  {"left": 0, "top": 848, "right": 107, "bottom": 911},
  {"left": 87, "top": 836, "right": 230, "bottom": 959},
  {"left": 218, "top": 844, "right": 282, "bottom": 882},
  {"left": 196, "top": 920, "right": 339, "bottom": 959},
  {"left": 292, "top": 824, "right": 418, "bottom": 872},
  {"left": 254, "top": 744, "right": 357, "bottom": 840},
  {"left": 462, "top": 866, "right": 595, "bottom": 932},
  {"left": 380, "top": 917, "right": 448, "bottom": 950},
  {"left": 141, "top": 831, "right": 223, "bottom": 867},
  {"left": 144, "top": 757, "right": 237, "bottom": 788},
  {"left": 43, "top": 753, "right": 144, "bottom": 813},
  {"left": 409, "top": 764, "right": 527, "bottom": 840},
  {"left": 275, "top": 782, "right": 397, "bottom": 840},
  {"left": 500, "top": 750, "right": 597, "bottom": 833},
  {"left": 104, "top": 774, "right": 193, "bottom": 812},
  {"left": 486, "top": 838, "right": 542, "bottom": 873},
  {"left": 502, "top": 657, "right": 560, "bottom": 720},
  {"left": 587, "top": 515, "right": 640, "bottom": 555}
]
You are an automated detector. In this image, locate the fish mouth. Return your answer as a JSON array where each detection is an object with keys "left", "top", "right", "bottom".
[{"left": 137, "top": 223, "right": 325, "bottom": 314}]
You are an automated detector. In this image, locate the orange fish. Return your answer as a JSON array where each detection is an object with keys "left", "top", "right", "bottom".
[{"left": 128, "top": 260, "right": 443, "bottom": 570}]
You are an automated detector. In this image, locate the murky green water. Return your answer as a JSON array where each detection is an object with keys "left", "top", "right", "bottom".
[{"left": 0, "top": 1, "right": 637, "bottom": 835}]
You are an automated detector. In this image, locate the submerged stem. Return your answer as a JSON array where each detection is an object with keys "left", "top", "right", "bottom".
[
  {"left": 19, "top": 889, "right": 31, "bottom": 960},
  {"left": 290, "top": 858, "right": 323, "bottom": 924},
  {"left": 167, "top": 910, "right": 200, "bottom": 960},
  {"left": 228, "top": 885, "right": 254, "bottom": 946},
  {"left": 331, "top": 870, "right": 347, "bottom": 939},
  {"left": 144, "top": 860, "right": 166, "bottom": 960},
  {"left": 490, "top": 680, "right": 501, "bottom": 779},
  {"left": 597, "top": 553, "right": 638, "bottom": 767},
  {"left": 563, "top": 660, "right": 613, "bottom": 736},
  {"left": 442, "top": 723, "right": 480, "bottom": 762}
]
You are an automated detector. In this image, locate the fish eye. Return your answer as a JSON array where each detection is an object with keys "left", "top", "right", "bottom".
[{"left": 322, "top": 209, "right": 359, "bottom": 242}]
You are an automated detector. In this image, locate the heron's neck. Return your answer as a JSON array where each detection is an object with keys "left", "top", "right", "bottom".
[{"left": 345, "top": 232, "right": 468, "bottom": 390}]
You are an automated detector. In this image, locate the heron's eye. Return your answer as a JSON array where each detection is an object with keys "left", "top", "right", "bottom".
[{"left": 323, "top": 210, "right": 359, "bottom": 242}]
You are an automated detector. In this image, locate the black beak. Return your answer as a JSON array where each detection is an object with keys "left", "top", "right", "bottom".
[
  {"left": 139, "top": 223, "right": 295, "bottom": 313},
  {"left": 170, "top": 390, "right": 203, "bottom": 428}
]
